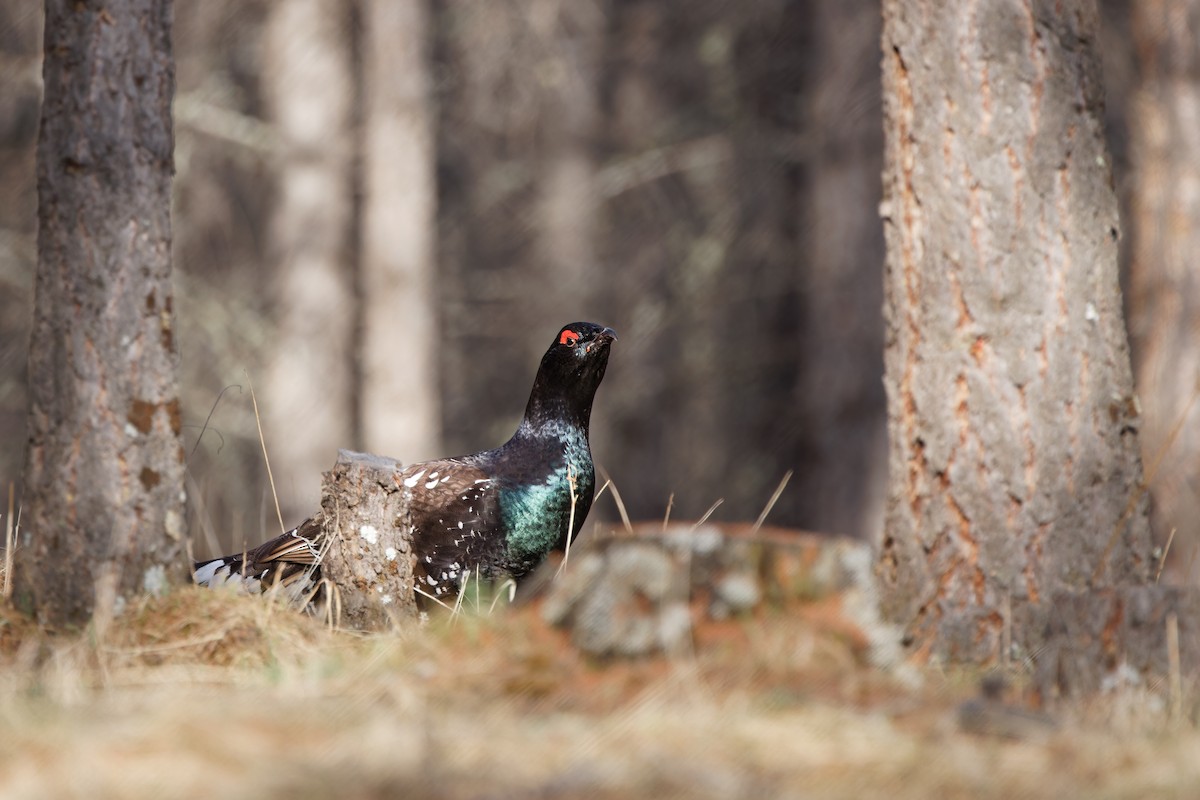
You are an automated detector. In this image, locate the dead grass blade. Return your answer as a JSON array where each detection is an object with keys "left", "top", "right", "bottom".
[
  {"left": 246, "top": 370, "right": 286, "bottom": 536},
  {"left": 557, "top": 464, "right": 580, "bottom": 578},
  {"left": 688, "top": 498, "right": 724, "bottom": 533},
  {"left": 1156, "top": 527, "right": 1177, "bottom": 584},
  {"left": 186, "top": 472, "right": 224, "bottom": 560},
  {"left": 1094, "top": 382, "right": 1199, "bottom": 584},
  {"left": 597, "top": 464, "right": 632, "bottom": 534},
  {"left": 1168, "top": 611, "right": 1182, "bottom": 722},
  {"left": 750, "top": 470, "right": 792, "bottom": 535},
  {"left": 3, "top": 483, "right": 14, "bottom": 600}
]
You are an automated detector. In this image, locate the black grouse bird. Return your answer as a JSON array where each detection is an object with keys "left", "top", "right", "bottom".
[{"left": 193, "top": 322, "right": 616, "bottom": 601}]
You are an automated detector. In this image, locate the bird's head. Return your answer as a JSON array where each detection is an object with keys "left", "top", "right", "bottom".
[
  {"left": 544, "top": 321, "right": 616, "bottom": 383},
  {"left": 525, "top": 322, "right": 617, "bottom": 429}
]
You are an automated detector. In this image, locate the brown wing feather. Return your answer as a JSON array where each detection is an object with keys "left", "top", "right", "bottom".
[
  {"left": 246, "top": 515, "right": 324, "bottom": 567},
  {"left": 398, "top": 459, "right": 505, "bottom": 597}
]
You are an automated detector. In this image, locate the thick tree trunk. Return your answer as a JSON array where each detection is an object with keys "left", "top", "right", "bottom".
[
  {"left": 358, "top": 0, "right": 440, "bottom": 465},
  {"left": 1128, "top": 0, "right": 1200, "bottom": 570},
  {"left": 262, "top": 0, "right": 356, "bottom": 520},
  {"left": 15, "top": 0, "right": 186, "bottom": 626},
  {"left": 877, "top": 0, "right": 1152, "bottom": 661}
]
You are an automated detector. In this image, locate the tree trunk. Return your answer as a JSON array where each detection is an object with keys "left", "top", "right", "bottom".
[
  {"left": 1128, "top": 0, "right": 1200, "bottom": 571},
  {"left": 436, "top": 1, "right": 606, "bottom": 462},
  {"left": 793, "top": 0, "right": 887, "bottom": 539},
  {"left": 262, "top": 0, "right": 356, "bottom": 521},
  {"left": 530, "top": 1, "right": 602, "bottom": 314},
  {"left": 358, "top": 0, "right": 441, "bottom": 466},
  {"left": 877, "top": 0, "right": 1153, "bottom": 661},
  {"left": 15, "top": 0, "right": 186, "bottom": 626}
]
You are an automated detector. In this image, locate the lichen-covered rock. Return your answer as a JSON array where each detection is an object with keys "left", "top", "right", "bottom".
[
  {"left": 544, "top": 524, "right": 879, "bottom": 658},
  {"left": 542, "top": 542, "right": 690, "bottom": 656}
]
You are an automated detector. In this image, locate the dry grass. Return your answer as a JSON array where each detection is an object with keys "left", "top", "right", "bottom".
[{"left": 1, "top": 583, "right": 1199, "bottom": 800}]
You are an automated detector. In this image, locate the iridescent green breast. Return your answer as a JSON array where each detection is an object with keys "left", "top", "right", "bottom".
[{"left": 498, "top": 435, "right": 595, "bottom": 575}]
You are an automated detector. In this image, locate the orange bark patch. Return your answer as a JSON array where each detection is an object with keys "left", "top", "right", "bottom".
[
  {"left": 127, "top": 399, "right": 157, "bottom": 434},
  {"left": 139, "top": 467, "right": 161, "bottom": 490}
]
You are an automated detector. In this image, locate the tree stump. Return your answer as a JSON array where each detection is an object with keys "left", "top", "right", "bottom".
[{"left": 317, "top": 450, "right": 418, "bottom": 628}]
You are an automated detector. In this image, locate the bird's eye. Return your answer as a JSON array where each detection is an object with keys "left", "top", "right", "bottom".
[{"left": 559, "top": 329, "right": 580, "bottom": 346}]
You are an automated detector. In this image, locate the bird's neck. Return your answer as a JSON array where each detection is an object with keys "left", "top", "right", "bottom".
[
  {"left": 517, "top": 377, "right": 595, "bottom": 443},
  {"left": 513, "top": 402, "right": 591, "bottom": 446}
]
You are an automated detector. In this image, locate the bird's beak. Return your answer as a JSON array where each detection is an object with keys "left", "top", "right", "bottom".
[{"left": 597, "top": 327, "right": 618, "bottom": 342}]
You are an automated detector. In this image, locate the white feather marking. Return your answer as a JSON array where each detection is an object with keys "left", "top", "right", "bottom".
[
  {"left": 192, "top": 560, "right": 226, "bottom": 586},
  {"left": 403, "top": 470, "right": 426, "bottom": 488}
]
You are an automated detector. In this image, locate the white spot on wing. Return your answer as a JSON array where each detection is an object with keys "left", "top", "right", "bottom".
[
  {"left": 193, "top": 560, "right": 225, "bottom": 586},
  {"left": 403, "top": 469, "right": 426, "bottom": 488}
]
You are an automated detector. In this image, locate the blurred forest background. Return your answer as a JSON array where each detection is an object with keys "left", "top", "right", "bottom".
[{"left": 0, "top": 0, "right": 1195, "bottom": 566}]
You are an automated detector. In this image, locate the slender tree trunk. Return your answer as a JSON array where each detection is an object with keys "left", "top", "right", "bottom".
[
  {"left": 436, "top": 0, "right": 537, "bottom": 454},
  {"left": 262, "top": 0, "right": 356, "bottom": 520},
  {"left": 1128, "top": 0, "right": 1200, "bottom": 571},
  {"left": 794, "top": 0, "right": 887, "bottom": 539},
  {"left": 15, "top": 0, "right": 186, "bottom": 626},
  {"left": 531, "top": 0, "right": 602, "bottom": 308},
  {"left": 437, "top": 1, "right": 606, "bottom": 456},
  {"left": 358, "top": 0, "right": 440, "bottom": 464},
  {"left": 877, "top": 0, "right": 1152, "bottom": 660}
]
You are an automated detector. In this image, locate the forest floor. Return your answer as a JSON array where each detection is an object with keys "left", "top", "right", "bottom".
[{"left": 2, "top": 577, "right": 1199, "bottom": 800}]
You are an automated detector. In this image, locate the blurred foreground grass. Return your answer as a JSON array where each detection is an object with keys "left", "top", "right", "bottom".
[{"left": 2, "top": 585, "right": 1199, "bottom": 799}]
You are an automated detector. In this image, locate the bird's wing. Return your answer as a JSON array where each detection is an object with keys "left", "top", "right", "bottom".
[
  {"left": 246, "top": 515, "right": 325, "bottom": 566},
  {"left": 192, "top": 514, "right": 325, "bottom": 596},
  {"left": 399, "top": 458, "right": 505, "bottom": 597}
]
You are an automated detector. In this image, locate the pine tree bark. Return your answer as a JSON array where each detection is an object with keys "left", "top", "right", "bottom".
[
  {"left": 15, "top": 0, "right": 186, "bottom": 626},
  {"left": 262, "top": 0, "right": 356, "bottom": 520},
  {"left": 1128, "top": 0, "right": 1200, "bottom": 568},
  {"left": 358, "top": 0, "right": 440, "bottom": 465},
  {"left": 877, "top": 0, "right": 1153, "bottom": 660}
]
